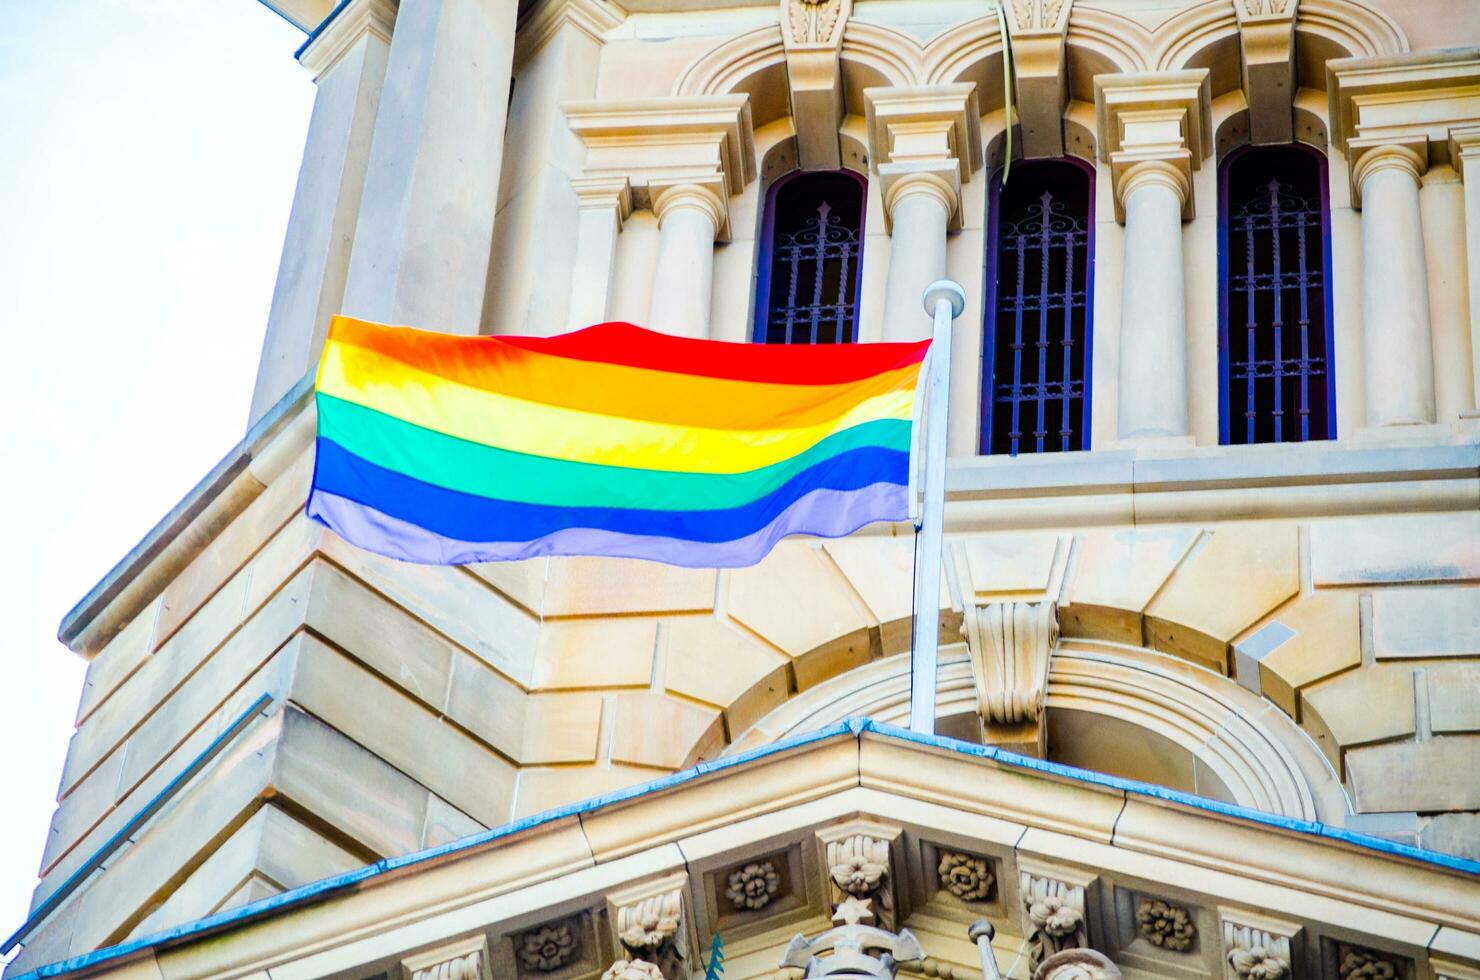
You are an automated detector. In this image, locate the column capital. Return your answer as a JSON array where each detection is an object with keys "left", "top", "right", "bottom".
[
  {"left": 564, "top": 95, "right": 756, "bottom": 216},
  {"left": 571, "top": 176, "right": 633, "bottom": 228},
  {"left": 878, "top": 161, "right": 962, "bottom": 232},
  {"left": 1094, "top": 70, "right": 1210, "bottom": 221},
  {"left": 1328, "top": 49, "right": 1480, "bottom": 202},
  {"left": 1349, "top": 138, "right": 1427, "bottom": 198},
  {"left": 298, "top": 0, "right": 397, "bottom": 79},
  {"left": 650, "top": 177, "right": 730, "bottom": 241},
  {"left": 863, "top": 84, "right": 982, "bottom": 189}
]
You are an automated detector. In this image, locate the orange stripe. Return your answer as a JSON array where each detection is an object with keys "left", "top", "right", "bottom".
[{"left": 328, "top": 317, "right": 921, "bottom": 430}]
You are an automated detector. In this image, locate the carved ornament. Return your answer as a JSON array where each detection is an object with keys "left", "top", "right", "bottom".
[
  {"left": 1135, "top": 899, "right": 1196, "bottom": 952},
  {"left": 937, "top": 851, "right": 995, "bottom": 902},
  {"left": 517, "top": 923, "right": 577, "bottom": 972},
  {"left": 963, "top": 601, "right": 1059, "bottom": 725},
  {"left": 726, "top": 861, "right": 782, "bottom": 911},
  {"left": 1020, "top": 873, "right": 1089, "bottom": 971},
  {"left": 402, "top": 936, "right": 493, "bottom": 980},
  {"left": 1219, "top": 908, "right": 1300, "bottom": 980},
  {"left": 1339, "top": 950, "right": 1399, "bottom": 980}
]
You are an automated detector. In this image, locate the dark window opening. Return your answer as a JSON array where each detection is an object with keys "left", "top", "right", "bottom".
[
  {"left": 1219, "top": 144, "right": 1336, "bottom": 445},
  {"left": 981, "top": 159, "right": 1095, "bottom": 456},
  {"left": 754, "top": 170, "right": 866, "bottom": 344}
]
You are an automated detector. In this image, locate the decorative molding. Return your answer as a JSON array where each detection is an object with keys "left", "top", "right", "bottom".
[
  {"left": 1432, "top": 960, "right": 1480, "bottom": 980},
  {"left": 817, "top": 821, "right": 903, "bottom": 931},
  {"left": 572, "top": 176, "right": 633, "bottom": 227},
  {"left": 725, "top": 860, "right": 782, "bottom": 911},
  {"left": 516, "top": 922, "right": 578, "bottom": 972},
  {"left": 937, "top": 851, "right": 995, "bottom": 902},
  {"left": 401, "top": 936, "right": 493, "bottom": 980},
  {"left": 609, "top": 874, "right": 689, "bottom": 980},
  {"left": 783, "top": 0, "right": 847, "bottom": 47},
  {"left": 1219, "top": 908, "right": 1301, "bottom": 980},
  {"left": 961, "top": 600, "right": 1059, "bottom": 726},
  {"left": 1295, "top": 0, "right": 1407, "bottom": 61},
  {"left": 1019, "top": 868, "right": 1094, "bottom": 971},
  {"left": 1034, "top": 948, "right": 1124, "bottom": 980},
  {"left": 514, "top": 0, "right": 627, "bottom": 68},
  {"left": 1093, "top": 69, "right": 1211, "bottom": 221},
  {"left": 298, "top": 0, "right": 397, "bottom": 79},
  {"left": 1134, "top": 899, "right": 1196, "bottom": 952},
  {"left": 651, "top": 177, "right": 731, "bottom": 241}
]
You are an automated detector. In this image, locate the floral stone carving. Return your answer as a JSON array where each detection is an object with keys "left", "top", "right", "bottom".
[
  {"left": 937, "top": 851, "right": 994, "bottom": 902},
  {"left": 601, "top": 960, "right": 665, "bottom": 980},
  {"left": 828, "top": 835, "right": 888, "bottom": 896},
  {"left": 1136, "top": 899, "right": 1196, "bottom": 951},
  {"left": 1340, "top": 951, "right": 1398, "bottom": 980},
  {"left": 517, "top": 923, "right": 577, "bottom": 972},
  {"left": 726, "top": 861, "right": 782, "bottom": 911},
  {"left": 1229, "top": 946, "right": 1289, "bottom": 980}
]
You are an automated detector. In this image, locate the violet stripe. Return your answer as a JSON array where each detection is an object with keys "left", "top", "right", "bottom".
[{"left": 307, "top": 484, "right": 909, "bottom": 569}]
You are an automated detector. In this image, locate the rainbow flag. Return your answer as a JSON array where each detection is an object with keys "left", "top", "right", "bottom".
[{"left": 307, "top": 316, "right": 929, "bottom": 568}]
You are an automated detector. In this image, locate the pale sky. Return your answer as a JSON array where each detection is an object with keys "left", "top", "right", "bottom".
[{"left": 0, "top": 0, "right": 313, "bottom": 955}]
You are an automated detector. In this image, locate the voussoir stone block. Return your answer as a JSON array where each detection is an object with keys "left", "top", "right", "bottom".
[
  {"left": 726, "top": 544, "right": 874, "bottom": 690},
  {"left": 1252, "top": 592, "right": 1361, "bottom": 719},
  {"left": 1299, "top": 663, "right": 1416, "bottom": 774},
  {"left": 1346, "top": 736, "right": 1480, "bottom": 813},
  {"left": 661, "top": 615, "right": 789, "bottom": 735},
  {"left": 542, "top": 556, "right": 716, "bottom": 616},
  {"left": 609, "top": 691, "right": 723, "bottom": 770},
  {"left": 522, "top": 693, "right": 605, "bottom": 764},
  {"left": 1145, "top": 525, "right": 1299, "bottom": 673},
  {"left": 1060, "top": 527, "right": 1200, "bottom": 645},
  {"left": 1371, "top": 587, "right": 1480, "bottom": 660},
  {"left": 824, "top": 537, "right": 952, "bottom": 656},
  {"left": 1310, "top": 513, "right": 1480, "bottom": 587},
  {"left": 531, "top": 618, "right": 658, "bottom": 690},
  {"left": 1426, "top": 663, "right": 1480, "bottom": 734}
]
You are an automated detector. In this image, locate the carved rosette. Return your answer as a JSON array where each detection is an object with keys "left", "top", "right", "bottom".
[
  {"left": 1339, "top": 950, "right": 1399, "bottom": 980},
  {"left": 1135, "top": 899, "right": 1196, "bottom": 952},
  {"left": 1020, "top": 874, "right": 1088, "bottom": 970},
  {"left": 937, "top": 851, "right": 995, "bottom": 902},
  {"left": 517, "top": 923, "right": 577, "bottom": 972},
  {"left": 725, "top": 861, "right": 782, "bottom": 911}
]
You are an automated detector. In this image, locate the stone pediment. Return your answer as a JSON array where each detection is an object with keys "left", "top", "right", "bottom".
[{"left": 26, "top": 719, "right": 1478, "bottom": 980}]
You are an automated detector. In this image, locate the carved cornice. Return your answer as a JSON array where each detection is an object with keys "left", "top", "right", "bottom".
[
  {"left": 1328, "top": 48, "right": 1480, "bottom": 205},
  {"left": 401, "top": 935, "right": 492, "bottom": 980},
  {"left": 515, "top": 0, "right": 627, "bottom": 68},
  {"left": 298, "top": 0, "right": 397, "bottom": 79}
]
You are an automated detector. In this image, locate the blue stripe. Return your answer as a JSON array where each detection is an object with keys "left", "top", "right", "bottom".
[{"left": 309, "top": 437, "right": 908, "bottom": 543}]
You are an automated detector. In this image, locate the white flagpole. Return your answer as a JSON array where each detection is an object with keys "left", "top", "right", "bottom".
[{"left": 910, "top": 279, "right": 965, "bottom": 734}]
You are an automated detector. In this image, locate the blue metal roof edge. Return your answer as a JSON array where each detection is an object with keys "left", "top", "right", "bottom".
[{"left": 11, "top": 717, "right": 1476, "bottom": 980}]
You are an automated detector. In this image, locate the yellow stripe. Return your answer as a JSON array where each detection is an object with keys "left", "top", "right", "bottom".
[{"left": 318, "top": 341, "right": 915, "bottom": 474}]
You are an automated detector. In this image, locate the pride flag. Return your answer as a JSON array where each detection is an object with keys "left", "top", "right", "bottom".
[{"left": 307, "top": 316, "right": 929, "bottom": 568}]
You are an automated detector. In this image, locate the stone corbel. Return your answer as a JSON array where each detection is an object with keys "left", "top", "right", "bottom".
[
  {"left": 961, "top": 597, "right": 1059, "bottom": 755},
  {"left": 1234, "top": 0, "right": 1298, "bottom": 144},
  {"left": 401, "top": 935, "right": 493, "bottom": 980},
  {"left": 1093, "top": 70, "right": 1211, "bottom": 222},
  {"left": 1002, "top": 0, "right": 1075, "bottom": 158},
  {"left": 864, "top": 85, "right": 982, "bottom": 232},
  {"left": 1218, "top": 908, "right": 1302, "bottom": 980},
  {"left": 781, "top": 0, "right": 851, "bottom": 170},
  {"left": 1327, "top": 52, "right": 1480, "bottom": 207},
  {"left": 563, "top": 95, "right": 757, "bottom": 238},
  {"left": 1018, "top": 862, "right": 1099, "bottom": 973},
  {"left": 816, "top": 820, "right": 905, "bottom": 932},
  {"left": 608, "top": 873, "right": 691, "bottom": 980}
]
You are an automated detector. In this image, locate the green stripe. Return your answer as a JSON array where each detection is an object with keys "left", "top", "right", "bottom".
[{"left": 316, "top": 393, "right": 913, "bottom": 511}]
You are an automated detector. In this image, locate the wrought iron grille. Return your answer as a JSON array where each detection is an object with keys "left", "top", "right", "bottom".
[
  {"left": 982, "top": 161, "right": 1093, "bottom": 456},
  {"left": 757, "top": 171, "right": 865, "bottom": 344},
  {"left": 1222, "top": 146, "right": 1333, "bottom": 444}
]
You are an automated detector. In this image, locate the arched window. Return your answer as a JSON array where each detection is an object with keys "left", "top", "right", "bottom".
[
  {"left": 1218, "top": 144, "right": 1335, "bottom": 444},
  {"left": 754, "top": 170, "right": 866, "bottom": 344},
  {"left": 980, "top": 159, "right": 1095, "bottom": 456}
]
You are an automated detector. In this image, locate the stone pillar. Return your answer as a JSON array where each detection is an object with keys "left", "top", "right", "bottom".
[
  {"left": 340, "top": 0, "right": 518, "bottom": 333},
  {"left": 248, "top": 0, "right": 395, "bottom": 426},
  {"left": 1450, "top": 127, "right": 1480, "bottom": 414},
  {"left": 564, "top": 95, "right": 756, "bottom": 337},
  {"left": 863, "top": 85, "right": 981, "bottom": 341},
  {"left": 648, "top": 180, "right": 727, "bottom": 337},
  {"left": 1352, "top": 142, "right": 1436, "bottom": 426},
  {"left": 1094, "top": 70, "right": 1211, "bottom": 441},
  {"left": 567, "top": 177, "right": 632, "bottom": 328},
  {"left": 1117, "top": 161, "right": 1193, "bottom": 438},
  {"left": 879, "top": 171, "right": 955, "bottom": 341}
]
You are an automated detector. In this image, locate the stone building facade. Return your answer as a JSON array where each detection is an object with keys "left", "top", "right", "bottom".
[{"left": 6, "top": 0, "right": 1480, "bottom": 978}]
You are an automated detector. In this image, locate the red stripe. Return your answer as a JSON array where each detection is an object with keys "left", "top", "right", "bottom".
[{"left": 499, "top": 322, "right": 930, "bottom": 385}]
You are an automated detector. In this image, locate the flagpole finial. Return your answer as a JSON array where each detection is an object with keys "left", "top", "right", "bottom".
[{"left": 922, "top": 280, "right": 967, "bottom": 319}]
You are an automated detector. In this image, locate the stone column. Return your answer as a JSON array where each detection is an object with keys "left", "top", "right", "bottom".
[
  {"left": 567, "top": 178, "right": 632, "bottom": 328},
  {"left": 1094, "top": 70, "right": 1211, "bottom": 441},
  {"left": 340, "top": 0, "right": 518, "bottom": 333},
  {"left": 648, "top": 180, "right": 728, "bottom": 337},
  {"left": 1352, "top": 142, "right": 1435, "bottom": 426},
  {"left": 879, "top": 170, "right": 955, "bottom": 341},
  {"left": 864, "top": 85, "right": 982, "bottom": 341},
  {"left": 248, "top": 0, "right": 395, "bottom": 426},
  {"left": 1450, "top": 127, "right": 1480, "bottom": 414},
  {"left": 1116, "top": 161, "right": 1193, "bottom": 438}
]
